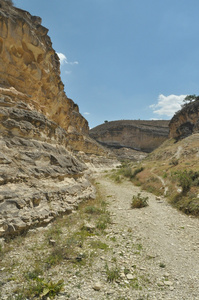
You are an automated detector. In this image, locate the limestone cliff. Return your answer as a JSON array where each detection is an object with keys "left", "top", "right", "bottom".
[
  {"left": 0, "top": 0, "right": 106, "bottom": 154},
  {"left": 0, "top": 1, "right": 115, "bottom": 238},
  {"left": 90, "top": 120, "right": 170, "bottom": 156},
  {"left": 169, "top": 100, "right": 199, "bottom": 140}
]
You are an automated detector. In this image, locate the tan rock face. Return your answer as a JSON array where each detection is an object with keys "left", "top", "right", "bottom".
[
  {"left": 0, "top": 1, "right": 115, "bottom": 238},
  {"left": 90, "top": 120, "right": 170, "bottom": 154},
  {"left": 169, "top": 101, "right": 199, "bottom": 140},
  {"left": 0, "top": 3, "right": 80, "bottom": 136},
  {"left": 0, "top": 88, "right": 96, "bottom": 237},
  {"left": 0, "top": 0, "right": 108, "bottom": 155}
]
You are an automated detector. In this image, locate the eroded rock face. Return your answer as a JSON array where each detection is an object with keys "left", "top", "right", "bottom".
[
  {"left": 0, "top": 1, "right": 115, "bottom": 238},
  {"left": 90, "top": 120, "right": 170, "bottom": 154},
  {"left": 169, "top": 101, "right": 199, "bottom": 140},
  {"left": 0, "top": 88, "right": 97, "bottom": 237},
  {"left": 0, "top": 0, "right": 107, "bottom": 155}
]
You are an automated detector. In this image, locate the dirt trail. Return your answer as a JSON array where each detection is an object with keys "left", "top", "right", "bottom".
[
  {"left": 97, "top": 175, "right": 199, "bottom": 300},
  {"left": 1, "top": 171, "right": 199, "bottom": 300}
]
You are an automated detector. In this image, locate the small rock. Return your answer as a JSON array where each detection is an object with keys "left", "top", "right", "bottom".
[
  {"left": 107, "top": 290, "right": 114, "bottom": 295},
  {"left": 49, "top": 239, "right": 56, "bottom": 246},
  {"left": 126, "top": 273, "right": 134, "bottom": 280},
  {"left": 164, "top": 281, "right": 173, "bottom": 286},
  {"left": 83, "top": 222, "right": 96, "bottom": 232},
  {"left": 93, "top": 282, "right": 102, "bottom": 291}
]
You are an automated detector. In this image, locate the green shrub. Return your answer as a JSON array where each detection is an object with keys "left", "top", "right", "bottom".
[
  {"left": 177, "top": 170, "right": 192, "bottom": 193},
  {"left": 25, "top": 278, "right": 64, "bottom": 299},
  {"left": 131, "top": 193, "right": 148, "bottom": 208},
  {"left": 115, "top": 175, "right": 122, "bottom": 183},
  {"left": 132, "top": 167, "right": 144, "bottom": 177},
  {"left": 172, "top": 170, "right": 199, "bottom": 194},
  {"left": 84, "top": 206, "right": 102, "bottom": 215},
  {"left": 96, "top": 212, "right": 111, "bottom": 231},
  {"left": 105, "top": 263, "right": 120, "bottom": 282},
  {"left": 120, "top": 166, "right": 144, "bottom": 180},
  {"left": 170, "top": 158, "right": 179, "bottom": 166}
]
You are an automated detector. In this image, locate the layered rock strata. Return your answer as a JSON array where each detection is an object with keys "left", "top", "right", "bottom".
[
  {"left": 0, "top": 1, "right": 115, "bottom": 238},
  {"left": 169, "top": 100, "right": 199, "bottom": 140},
  {"left": 0, "top": 0, "right": 106, "bottom": 155},
  {"left": 90, "top": 120, "right": 170, "bottom": 154},
  {"left": 0, "top": 89, "right": 97, "bottom": 237}
]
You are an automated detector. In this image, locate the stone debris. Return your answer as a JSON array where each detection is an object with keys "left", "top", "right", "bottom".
[{"left": 92, "top": 282, "right": 102, "bottom": 291}]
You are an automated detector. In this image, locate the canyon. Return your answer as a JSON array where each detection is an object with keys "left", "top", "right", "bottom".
[{"left": 0, "top": 0, "right": 198, "bottom": 240}]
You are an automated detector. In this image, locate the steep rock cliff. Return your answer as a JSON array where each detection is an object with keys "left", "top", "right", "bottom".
[
  {"left": 0, "top": 0, "right": 106, "bottom": 154},
  {"left": 90, "top": 120, "right": 170, "bottom": 155},
  {"left": 0, "top": 1, "right": 115, "bottom": 238},
  {"left": 169, "top": 100, "right": 199, "bottom": 140}
]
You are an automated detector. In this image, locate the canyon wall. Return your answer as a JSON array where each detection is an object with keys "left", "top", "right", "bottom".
[
  {"left": 169, "top": 100, "right": 199, "bottom": 140},
  {"left": 0, "top": 1, "right": 115, "bottom": 238},
  {"left": 90, "top": 120, "right": 170, "bottom": 154},
  {"left": 0, "top": 0, "right": 106, "bottom": 154}
]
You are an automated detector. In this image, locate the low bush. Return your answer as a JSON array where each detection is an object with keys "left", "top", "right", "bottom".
[
  {"left": 84, "top": 206, "right": 102, "bottom": 215},
  {"left": 131, "top": 193, "right": 148, "bottom": 209},
  {"left": 105, "top": 263, "right": 120, "bottom": 282},
  {"left": 172, "top": 170, "right": 199, "bottom": 194}
]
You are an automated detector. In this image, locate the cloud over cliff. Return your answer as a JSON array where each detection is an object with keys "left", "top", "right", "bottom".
[{"left": 150, "top": 94, "right": 187, "bottom": 118}]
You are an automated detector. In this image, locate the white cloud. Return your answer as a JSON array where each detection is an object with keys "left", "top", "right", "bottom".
[
  {"left": 57, "top": 53, "right": 67, "bottom": 65},
  {"left": 70, "top": 61, "right": 79, "bottom": 65},
  {"left": 83, "top": 112, "right": 90, "bottom": 115},
  {"left": 150, "top": 94, "right": 187, "bottom": 117},
  {"left": 65, "top": 70, "right": 71, "bottom": 75},
  {"left": 57, "top": 52, "right": 79, "bottom": 66}
]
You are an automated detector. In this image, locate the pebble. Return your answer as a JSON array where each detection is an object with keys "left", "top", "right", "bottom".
[
  {"left": 126, "top": 273, "right": 134, "bottom": 280},
  {"left": 164, "top": 281, "right": 173, "bottom": 286},
  {"left": 93, "top": 282, "right": 102, "bottom": 291},
  {"left": 107, "top": 290, "right": 114, "bottom": 295}
]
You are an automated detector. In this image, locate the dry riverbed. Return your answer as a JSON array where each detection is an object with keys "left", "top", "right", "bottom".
[{"left": 0, "top": 171, "right": 199, "bottom": 299}]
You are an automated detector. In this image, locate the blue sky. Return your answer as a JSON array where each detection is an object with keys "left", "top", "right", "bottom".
[{"left": 15, "top": 0, "right": 199, "bottom": 128}]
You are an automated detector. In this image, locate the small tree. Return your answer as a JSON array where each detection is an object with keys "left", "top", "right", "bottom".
[{"left": 181, "top": 94, "right": 199, "bottom": 108}]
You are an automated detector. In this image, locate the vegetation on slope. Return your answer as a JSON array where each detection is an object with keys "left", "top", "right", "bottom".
[{"left": 110, "top": 134, "right": 199, "bottom": 216}]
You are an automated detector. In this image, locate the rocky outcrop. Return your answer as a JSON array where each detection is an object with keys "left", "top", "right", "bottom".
[
  {"left": 0, "top": 0, "right": 106, "bottom": 155},
  {"left": 169, "top": 100, "right": 199, "bottom": 140},
  {"left": 90, "top": 120, "right": 170, "bottom": 155},
  {"left": 0, "top": 88, "right": 97, "bottom": 237},
  {"left": 0, "top": 1, "right": 116, "bottom": 238}
]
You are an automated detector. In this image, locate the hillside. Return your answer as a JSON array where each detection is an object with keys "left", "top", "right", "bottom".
[
  {"left": 114, "top": 133, "right": 199, "bottom": 216},
  {"left": 90, "top": 120, "right": 170, "bottom": 158}
]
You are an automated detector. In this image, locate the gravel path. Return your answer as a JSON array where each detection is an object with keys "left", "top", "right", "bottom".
[
  {"left": 97, "top": 175, "right": 199, "bottom": 300},
  {"left": 1, "top": 172, "right": 199, "bottom": 300}
]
